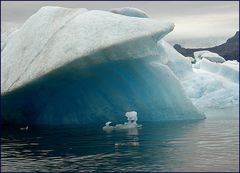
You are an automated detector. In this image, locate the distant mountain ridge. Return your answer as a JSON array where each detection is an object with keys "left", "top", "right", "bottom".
[{"left": 174, "top": 31, "right": 239, "bottom": 61}]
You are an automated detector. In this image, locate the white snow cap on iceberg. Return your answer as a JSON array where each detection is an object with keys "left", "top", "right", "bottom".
[
  {"left": 109, "top": 7, "right": 149, "bottom": 18},
  {"left": 1, "top": 6, "right": 174, "bottom": 93},
  {"left": 194, "top": 50, "right": 225, "bottom": 63}
]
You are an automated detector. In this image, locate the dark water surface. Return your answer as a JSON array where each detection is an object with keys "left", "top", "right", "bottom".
[{"left": 1, "top": 117, "right": 239, "bottom": 172}]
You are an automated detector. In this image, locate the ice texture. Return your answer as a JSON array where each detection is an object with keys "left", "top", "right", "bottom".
[
  {"left": 109, "top": 7, "right": 148, "bottom": 18},
  {"left": 194, "top": 51, "right": 209, "bottom": 60},
  {"left": 182, "top": 69, "right": 239, "bottom": 110},
  {"left": 1, "top": 56, "right": 205, "bottom": 125},
  {"left": 182, "top": 58, "right": 239, "bottom": 110},
  {"left": 1, "top": 22, "right": 20, "bottom": 51},
  {"left": 186, "top": 56, "right": 195, "bottom": 63},
  {"left": 194, "top": 50, "right": 226, "bottom": 63},
  {"left": 195, "top": 58, "right": 238, "bottom": 83},
  {"left": 156, "top": 40, "right": 193, "bottom": 79}
]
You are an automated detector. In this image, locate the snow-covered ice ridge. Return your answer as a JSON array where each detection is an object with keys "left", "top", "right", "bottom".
[
  {"left": 1, "top": 6, "right": 174, "bottom": 93},
  {"left": 2, "top": 6, "right": 237, "bottom": 125}
]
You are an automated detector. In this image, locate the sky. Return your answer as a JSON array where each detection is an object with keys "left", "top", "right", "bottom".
[{"left": 1, "top": 1, "right": 239, "bottom": 48}]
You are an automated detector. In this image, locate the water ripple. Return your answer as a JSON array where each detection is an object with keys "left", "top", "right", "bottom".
[{"left": 2, "top": 119, "right": 239, "bottom": 172}]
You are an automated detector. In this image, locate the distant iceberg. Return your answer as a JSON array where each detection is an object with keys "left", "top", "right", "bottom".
[
  {"left": 194, "top": 50, "right": 226, "bottom": 63},
  {"left": 182, "top": 51, "right": 239, "bottom": 111}
]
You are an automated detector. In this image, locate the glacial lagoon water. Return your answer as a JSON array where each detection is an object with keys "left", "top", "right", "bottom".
[{"left": 1, "top": 113, "right": 239, "bottom": 172}]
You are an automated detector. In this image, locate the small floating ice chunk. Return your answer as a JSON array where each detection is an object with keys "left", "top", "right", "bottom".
[
  {"left": 115, "top": 123, "right": 138, "bottom": 130},
  {"left": 102, "top": 121, "right": 114, "bottom": 131},
  {"left": 102, "top": 111, "right": 142, "bottom": 132},
  {"left": 105, "top": 121, "right": 112, "bottom": 126},
  {"left": 125, "top": 111, "right": 137, "bottom": 124}
]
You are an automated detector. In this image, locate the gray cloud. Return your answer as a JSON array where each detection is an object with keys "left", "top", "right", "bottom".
[{"left": 1, "top": 1, "right": 239, "bottom": 47}]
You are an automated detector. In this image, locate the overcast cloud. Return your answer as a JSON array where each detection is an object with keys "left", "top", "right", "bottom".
[{"left": 1, "top": 1, "right": 239, "bottom": 47}]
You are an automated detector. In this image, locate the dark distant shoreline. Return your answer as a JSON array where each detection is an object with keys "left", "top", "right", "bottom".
[{"left": 173, "top": 31, "right": 239, "bottom": 61}]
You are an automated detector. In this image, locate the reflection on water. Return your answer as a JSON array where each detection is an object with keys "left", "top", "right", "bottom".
[{"left": 1, "top": 118, "right": 239, "bottom": 172}]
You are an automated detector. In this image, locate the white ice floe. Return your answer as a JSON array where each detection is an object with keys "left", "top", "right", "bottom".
[
  {"left": 103, "top": 111, "right": 142, "bottom": 131},
  {"left": 194, "top": 50, "right": 225, "bottom": 63},
  {"left": 102, "top": 121, "right": 114, "bottom": 131}
]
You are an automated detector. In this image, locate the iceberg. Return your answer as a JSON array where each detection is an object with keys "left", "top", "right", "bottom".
[{"left": 1, "top": 6, "right": 206, "bottom": 125}]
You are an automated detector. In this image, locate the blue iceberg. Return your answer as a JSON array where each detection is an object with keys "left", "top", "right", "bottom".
[{"left": 1, "top": 7, "right": 205, "bottom": 125}]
